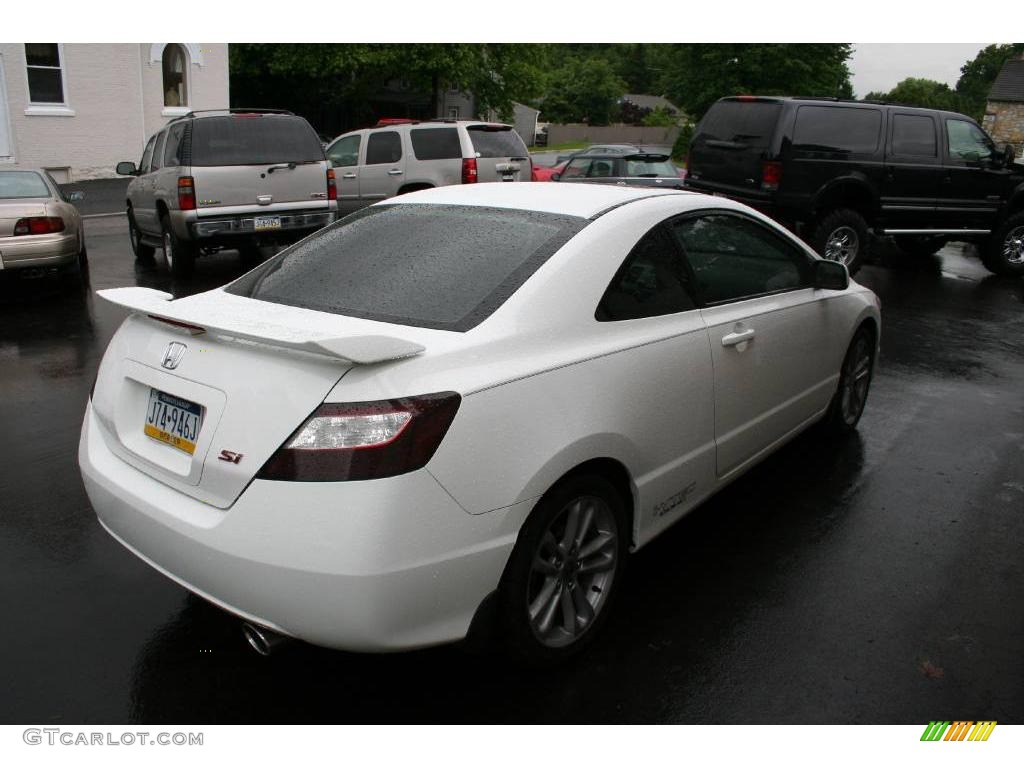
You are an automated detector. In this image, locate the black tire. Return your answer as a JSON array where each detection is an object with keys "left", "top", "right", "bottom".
[
  {"left": 809, "top": 208, "right": 869, "bottom": 276},
  {"left": 895, "top": 235, "right": 945, "bottom": 259},
  {"left": 127, "top": 208, "right": 155, "bottom": 260},
  {"left": 160, "top": 213, "right": 196, "bottom": 278},
  {"left": 822, "top": 326, "right": 875, "bottom": 435},
  {"left": 982, "top": 211, "right": 1024, "bottom": 276},
  {"left": 497, "top": 473, "right": 628, "bottom": 666}
]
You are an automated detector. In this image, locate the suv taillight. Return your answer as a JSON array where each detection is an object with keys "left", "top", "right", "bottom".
[
  {"left": 326, "top": 168, "right": 337, "bottom": 201},
  {"left": 177, "top": 176, "right": 196, "bottom": 210},
  {"left": 12, "top": 216, "right": 65, "bottom": 236},
  {"left": 257, "top": 392, "right": 461, "bottom": 482},
  {"left": 461, "top": 157, "right": 478, "bottom": 184},
  {"left": 761, "top": 161, "right": 782, "bottom": 191}
]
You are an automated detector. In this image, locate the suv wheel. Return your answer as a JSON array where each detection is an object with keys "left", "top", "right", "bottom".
[
  {"left": 497, "top": 474, "right": 627, "bottom": 665},
  {"left": 160, "top": 214, "right": 196, "bottom": 278},
  {"left": 809, "top": 209, "right": 868, "bottom": 275},
  {"left": 983, "top": 212, "right": 1024, "bottom": 276},
  {"left": 128, "top": 208, "right": 154, "bottom": 260}
]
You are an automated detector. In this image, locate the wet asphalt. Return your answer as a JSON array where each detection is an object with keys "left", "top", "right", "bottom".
[{"left": 0, "top": 217, "right": 1022, "bottom": 724}]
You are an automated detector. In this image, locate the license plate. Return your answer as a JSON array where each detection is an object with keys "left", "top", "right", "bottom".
[
  {"left": 144, "top": 389, "right": 203, "bottom": 455},
  {"left": 254, "top": 216, "right": 282, "bottom": 231}
]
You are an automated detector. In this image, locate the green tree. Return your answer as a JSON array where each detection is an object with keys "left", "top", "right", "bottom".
[
  {"left": 867, "top": 77, "right": 963, "bottom": 111},
  {"left": 654, "top": 44, "right": 854, "bottom": 120},
  {"left": 955, "top": 43, "right": 1024, "bottom": 120},
  {"left": 540, "top": 57, "right": 627, "bottom": 125},
  {"left": 641, "top": 106, "right": 678, "bottom": 127}
]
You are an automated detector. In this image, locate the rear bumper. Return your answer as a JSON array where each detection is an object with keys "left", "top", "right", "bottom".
[
  {"left": 190, "top": 209, "right": 336, "bottom": 241},
  {"left": 78, "top": 404, "right": 528, "bottom": 651},
  {"left": 0, "top": 231, "right": 78, "bottom": 269}
]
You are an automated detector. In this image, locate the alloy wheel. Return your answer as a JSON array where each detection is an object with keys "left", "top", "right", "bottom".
[
  {"left": 825, "top": 226, "right": 860, "bottom": 266},
  {"left": 1002, "top": 226, "right": 1024, "bottom": 266},
  {"left": 840, "top": 335, "right": 872, "bottom": 425},
  {"left": 526, "top": 495, "right": 618, "bottom": 648}
]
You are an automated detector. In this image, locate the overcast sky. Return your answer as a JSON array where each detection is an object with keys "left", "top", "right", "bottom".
[{"left": 850, "top": 43, "right": 986, "bottom": 97}]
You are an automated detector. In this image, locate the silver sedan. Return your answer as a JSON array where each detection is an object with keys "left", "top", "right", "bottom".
[{"left": 0, "top": 169, "right": 87, "bottom": 277}]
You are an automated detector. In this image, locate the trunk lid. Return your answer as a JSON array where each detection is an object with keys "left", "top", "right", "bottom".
[
  {"left": 687, "top": 98, "right": 783, "bottom": 195},
  {"left": 0, "top": 198, "right": 51, "bottom": 238},
  {"left": 466, "top": 124, "right": 531, "bottom": 183},
  {"left": 90, "top": 288, "right": 426, "bottom": 508}
]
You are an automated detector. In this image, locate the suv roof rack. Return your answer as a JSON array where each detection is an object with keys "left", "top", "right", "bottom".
[{"left": 179, "top": 108, "right": 296, "bottom": 119}]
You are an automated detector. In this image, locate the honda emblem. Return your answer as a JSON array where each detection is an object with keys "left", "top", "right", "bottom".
[{"left": 161, "top": 342, "right": 187, "bottom": 370}]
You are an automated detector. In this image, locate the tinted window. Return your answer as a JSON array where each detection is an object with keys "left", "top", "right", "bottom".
[
  {"left": 597, "top": 228, "right": 695, "bottom": 321},
  {"left": 189, "top": 115, "right": 324, "bottom": 166},
  {"left": 365, "top": 131, "right": 403, "bottom": 164},
  {"left": 946, "top": 119, "right": 994, "bottom": 163},
  {"left": 140, "top": 135, "right": 156, "bottom": 174},
  {"left": 672, "top": 214, "right": 810, "bottom": 303},
  {"left": 0, "top": 171, "right": 51, "bottom": 199},
  {"left": 327, "top": 134, "right": 361, "bottom": 167},
  {"left": 163, "top": 122, "right": 187, "bottom": 167},
  {"left": 891, "top": 114, "right": 937, "bottom": 156},
  {"left": 150, "top": 131, "right": 166, "bottom": 171},
  {"left": 696, "top": 101, "right": 782, "bottom": 149},
  {"left": 561, "top": 158, "right": 593, "bottom": 179},
  {"left": 226, "top": 205, "right": 586, "bottom": 332},
  {"left": 467, "top": 126, "right": 528, "bottom": 158},
  {"left": 410, "top": 128, "right": 462, "bottom": 160},
  {"left": 793, "top": 106, "right": 882, "bottom": 154}
]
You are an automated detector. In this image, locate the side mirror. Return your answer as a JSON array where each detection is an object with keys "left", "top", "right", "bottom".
[
  {"left": 814, "top": 259, "right": 849, "bottom": 290},
  {"left": 550, "top": 172, "right": 561, "bottom": 182},
  {"left": 67, "top": 190, "right": 85, "bottom": 202},
  {"left": 115, "top": 161, "right": 137, "bottom": 176},
  {"left": 997, "top": 143, "right": 1016, "bottom": 168}
]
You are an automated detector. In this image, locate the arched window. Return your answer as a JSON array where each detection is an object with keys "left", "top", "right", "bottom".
[{"left": 162, "top": 44, "right": 188, "bottom": 107}]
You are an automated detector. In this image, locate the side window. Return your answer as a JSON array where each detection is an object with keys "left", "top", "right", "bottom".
[
  {"left": 163, "top": 123, "right": 186, "bottom": 168},
  {"left": 410, "top": 127, "right": 461, "bottom": 160},
  {"left": 327, "top": 134, "right": 361, "bottom": 167},
  {"left": 365, "top": 131, "right": 402, "bottom": 165},
  {"left": 891, "top": 114, "right": 937, "bottom": 157},
  {"left": 597, "top": 227, "right": 696, "bottom": 321},
  {"left": 945, "top": 119, "right": 994, "bottom": 163},
  {"left": 561, "top": 158, "right": 592, "bottom": 179},
  {"left": 150, "top": 131, "right": 167, "bottom": 172},
  {"left": 587, "top": 159, "right": 615, "bottom": 178},
  {"left": 139, "top": 135, "right": 157, "bottom": 175},
  {"left": 792, "top": 106, "right": 882, "bottom": 154},
  {"left": 671, "top": 214, "right": 811, "bottom": 304}
]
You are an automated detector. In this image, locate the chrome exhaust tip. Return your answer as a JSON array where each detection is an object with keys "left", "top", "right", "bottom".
[{"left": 242, "top": 622, "right": 289, "bottom": 656}]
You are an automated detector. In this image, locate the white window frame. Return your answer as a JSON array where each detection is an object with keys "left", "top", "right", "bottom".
[
  {"left": 448, "top": 106, "right": 461, "bottom": 119},
  {"left": 159, "top": 43, "right": 192, "bottom": 117},
  {"left": 0, "top": 53, "right": 16, "bottom": 162},
  {"left": 23, "top": 43, "right": 74, "bottom": 117}
]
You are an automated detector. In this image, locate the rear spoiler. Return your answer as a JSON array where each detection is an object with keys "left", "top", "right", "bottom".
[{"left": 97, "top": 287, "right": 425, "bottom": 365}]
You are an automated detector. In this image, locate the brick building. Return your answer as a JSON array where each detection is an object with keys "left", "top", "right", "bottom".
[
  {"left": 982, "top": 55, "right": 1024, "bottom": 155},
  {"left": 0, "top": 44, "right": 229, "bottom": 181}
]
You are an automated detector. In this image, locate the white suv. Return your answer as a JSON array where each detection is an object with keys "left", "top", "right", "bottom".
[{"left": 325, "top": 119, "right": 532, "bottom": 214}]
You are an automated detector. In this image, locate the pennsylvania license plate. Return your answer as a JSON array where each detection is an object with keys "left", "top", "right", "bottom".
[
  {"left": 144, "top": 389, "right": 203, "bottom": 455},
  {"left": 254, "top": 216, "right": 282, "bottom": 231}
]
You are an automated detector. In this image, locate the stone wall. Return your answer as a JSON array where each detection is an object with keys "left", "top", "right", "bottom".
[{"left": 983, "top": 100, "right": 1024, "bottom": 154}]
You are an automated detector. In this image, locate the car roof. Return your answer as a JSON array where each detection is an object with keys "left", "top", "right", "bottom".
[{"left": 387, "top": 182, "right": 693, "bottom": 219}]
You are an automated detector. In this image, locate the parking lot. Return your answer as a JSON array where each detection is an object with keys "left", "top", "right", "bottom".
[{"left": 0, "top": 215, "right": 1022, "bottom": 723}]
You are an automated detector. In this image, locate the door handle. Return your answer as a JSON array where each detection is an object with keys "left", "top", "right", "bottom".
[
  {"left": 722, "top": 328, "right": 755, "bottom": 347},
  {"left": 342, "top": 173, "right": 357, "bottom": 179},
  {"left": 387, "top": 169, "right": 403, "bottom": 176}
]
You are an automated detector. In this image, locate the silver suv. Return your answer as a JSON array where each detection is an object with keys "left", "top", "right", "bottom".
[
  {"left": 325, "top": 119, "right": 532, "bottom": 214},
  {"left": 117, "top": 109, "right": 337, "bottom": 277}
]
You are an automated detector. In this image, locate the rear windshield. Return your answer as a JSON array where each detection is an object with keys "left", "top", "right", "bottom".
[
  {"left": 467, "top": 126, "right": 528, "bottom": 158},
  {"left": 695, "top": 100, "right": 782, "bottom": 149},
  {"left": 624, "top": 159, "right": 677, "bottom": 176},
  {"left": 226, "top": 204, "right": 586, "bottom": 332},
  {"left": 410, "top": 127, "right": 462, "bottom": 160},
  {"left": 0, "top": 171, "right": 50, "bottom": 199},
  {"left": 189, "top": 115, "right": 324, "bottom": 166}
]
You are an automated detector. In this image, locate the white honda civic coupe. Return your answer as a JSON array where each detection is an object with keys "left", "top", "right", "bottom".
[{"left": 79, "top": 183, "right": 880, "bottom": 663}]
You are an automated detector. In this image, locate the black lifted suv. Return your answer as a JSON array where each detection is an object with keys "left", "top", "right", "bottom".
[{"left": 686, "top": 96, "right": 1024, "bottom": 276}]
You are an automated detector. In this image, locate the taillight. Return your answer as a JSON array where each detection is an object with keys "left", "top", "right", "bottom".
[
  {"left": 177, "top": 176, "right": 196, "bottom": 210},
  {"left": 12, "top": 216, "right": 65, "bottom": 236},
  {"left": 761, "top": 161, "right": 782, "bottom": 191},
  {"left": 326, "top": 168, "right": 337, "bottom": 201},
  {"left": 257, "top": 392, "right": 461, "bottom": 482},
  {"left": 461, "top": 157, "right": 478, "bottom": 184}
]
